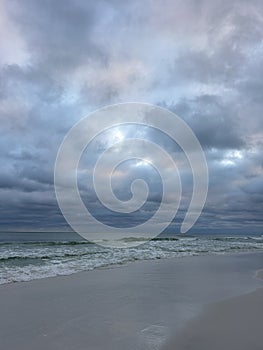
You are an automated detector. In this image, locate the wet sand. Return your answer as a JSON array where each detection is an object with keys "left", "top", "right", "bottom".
[
  {"left": 163, "top": 287, "right": 263, "bottom": 350},
  {"left": 0, "top": 253, "right": 262, "bottom": 350},
  {"left": 256, "top": 269, "right": 263, "bottom": 279}
]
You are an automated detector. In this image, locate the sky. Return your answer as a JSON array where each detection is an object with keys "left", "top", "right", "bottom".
[{"left": 0, "top": 0, "right": 262, "bottom": 235}]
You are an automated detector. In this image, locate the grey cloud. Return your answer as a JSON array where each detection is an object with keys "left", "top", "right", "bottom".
[
  {"left": 167, "top": 95, "right": 245, "bottom": 150},
  {"left": 0, "top": 0, "right": 262, "bottom": 232},
  {"left": 6, "top": 0, "right": 105, "bottom": 70}
]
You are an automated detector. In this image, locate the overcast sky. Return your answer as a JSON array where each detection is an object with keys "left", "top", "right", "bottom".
[{"left": 0, "top": 0, "right": 262, "bottom": 234}]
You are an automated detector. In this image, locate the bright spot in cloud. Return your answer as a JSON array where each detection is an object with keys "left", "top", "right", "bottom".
[
  {"left": 221, "top": 150, "right": 244, "bottom": 167},
  {"left": 134, "top": 159, "right": 152, "bottom": 167},
  {"left": 104, "top": 128, "right": 126, "bottom": 148},
  {"left": 115, "top": 130, "right": 125, "bottom": 141},
  {"left": 229, "top": 150, "right": 243, "bottom": 159},
  {"left": 221, "top": 159, "right": 235, "bottom": 166}
]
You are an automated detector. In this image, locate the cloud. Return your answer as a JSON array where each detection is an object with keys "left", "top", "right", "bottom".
[
  {"left": 0, "top": 0, "right": 262, "bottom": 232},
  {"left": 170, "top": 95, "right": 245, "bottom": 150}
]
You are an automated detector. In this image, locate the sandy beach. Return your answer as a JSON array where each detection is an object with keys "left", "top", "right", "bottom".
[
  {"left": 0, "top": 252, "right": 262, "bottom": 350},
  {"left": 164, "top": 286, "right": 263, "bottom": 350},
  {"left": 256, "top": 269, "right": 263, "bottom": 280}
]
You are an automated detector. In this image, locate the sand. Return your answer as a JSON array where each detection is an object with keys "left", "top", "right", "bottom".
[
  {"left": 163, "top": 265, "right": 263, "bottom": 350},
  {"left": 0, "top": 252, "right": 262, "bottom": 350},
  {"left": 163, "top": 287, "right": 263, "bottom": 350},
  {"left": 256, "top": 269, "right": 263, "bottom": 280}
]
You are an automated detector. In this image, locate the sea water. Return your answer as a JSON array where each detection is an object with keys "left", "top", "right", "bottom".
[{"left": 0, "top": 232, "right": 262, "bottom": 285}]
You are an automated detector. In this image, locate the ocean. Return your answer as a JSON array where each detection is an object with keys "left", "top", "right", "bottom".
[{"left": 0, "top": 232, "right": 263, "bottom": 285}]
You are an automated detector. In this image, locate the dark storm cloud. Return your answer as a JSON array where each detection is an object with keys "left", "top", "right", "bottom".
[
  {"left": 169, "top": 95, "right": 245, "bottom": 150},
  {"left": 0, "top": 0, "right": 262, "bottom": 232}
]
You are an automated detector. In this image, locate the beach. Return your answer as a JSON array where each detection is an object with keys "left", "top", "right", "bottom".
[
  {"left": 0, "top": 252, "right": 262, "bottom": 350},
  {"left": 164, "top": 287, "right": 263, "bottom": 350}
]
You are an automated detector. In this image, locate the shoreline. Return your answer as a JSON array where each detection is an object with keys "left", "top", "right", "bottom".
[
  {"left": 0, "top": 252, "right": 262, "bottom": 349},
  {"left": 1, "top": 249, "right": 263, "bottom": 287}
]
